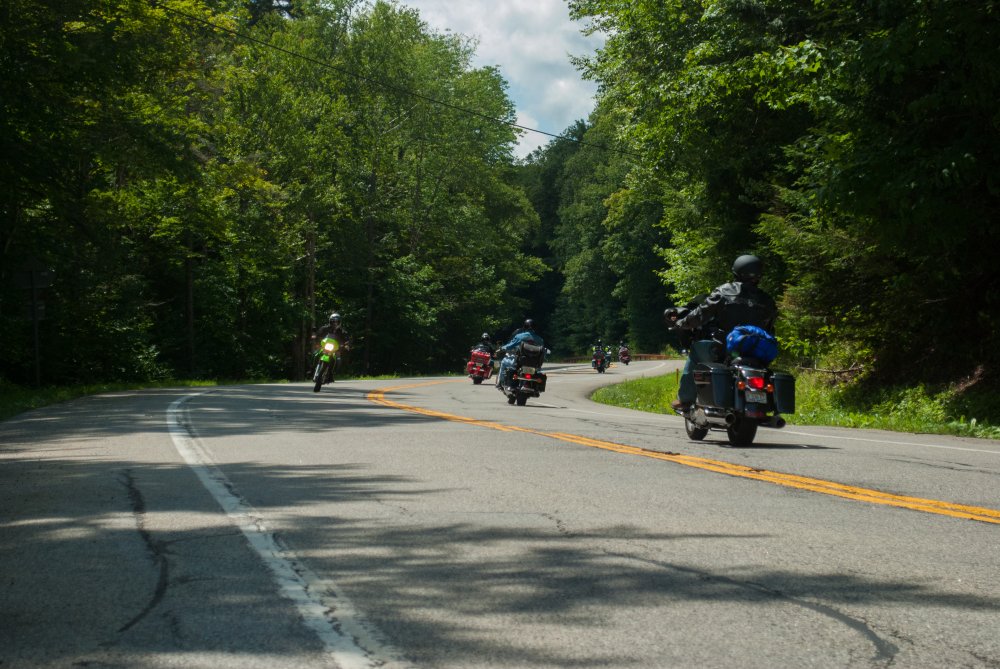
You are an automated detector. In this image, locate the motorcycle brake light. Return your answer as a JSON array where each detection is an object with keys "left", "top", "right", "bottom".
[
  {"left": 747, "top": 376, "right": 766, "bottom": 391},
  {"left": 523, "top": 374, "right": 532, "bottom": 379}
]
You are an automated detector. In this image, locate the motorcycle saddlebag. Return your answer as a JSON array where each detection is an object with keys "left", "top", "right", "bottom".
[
  {"left": 533, "top": 371, "right": 547, "bottom": 393},
  {"left": 693, "top": 363, "right": 734, "bottom": 408},
  {"left": 772, "top": 372, "right": 795, "bottom": 414}
]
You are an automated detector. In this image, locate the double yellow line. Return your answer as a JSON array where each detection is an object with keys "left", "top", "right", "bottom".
[{"left": 367, "top": 380, "right": 1000, "bottom": 525}]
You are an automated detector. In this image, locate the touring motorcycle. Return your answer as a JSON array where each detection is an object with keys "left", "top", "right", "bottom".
[
  {"left": 465, "top": 346, "right": 494, "bottom": 384},
  {"left": 667, "top": 311, "right": 794, "bottom": 446},
  {"left": 497, "top": 342, "right": 548, "bottom": 406},
  {"left": 591, "top": 347, "right": 608, "bottom": 373},
  {"left": 618, "top": 345, "right": 631, "bottom": 365}
]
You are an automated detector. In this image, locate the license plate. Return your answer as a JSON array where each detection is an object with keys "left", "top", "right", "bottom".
[
  {"left": 746, "top": 390, "right": 767, "bottom": 403},
  {"left": 521, "top": 366, "right": 536, "bottom": 375}
]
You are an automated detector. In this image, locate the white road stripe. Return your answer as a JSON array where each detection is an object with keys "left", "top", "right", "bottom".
[
  {"left": 167, "top": 392, "right": 403, "bottom": 669},
  {"left": 780, "top": 429, "right": 1000, "bottom": 455}
]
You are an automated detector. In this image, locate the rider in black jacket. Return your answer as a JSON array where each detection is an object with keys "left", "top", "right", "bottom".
[{"left": 666, "top": 255, "right": 777, "bottom": 411}]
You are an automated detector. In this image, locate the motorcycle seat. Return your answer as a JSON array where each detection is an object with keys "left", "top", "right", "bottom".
[{"left": 731, "top": 356, "right": 767, "bottom": 368}]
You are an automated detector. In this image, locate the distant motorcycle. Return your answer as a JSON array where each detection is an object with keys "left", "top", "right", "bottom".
[
  {"left": 617, "top": 345, "right": 631, "bottom": 365},
  {"left": 591, "top": 347, "right": 608, "bottom": 373},
  {"left": 465, "top": 346, "right": 494, "bottom": 384},
  {"left": 498, "top": 343, "right": 548, "bottom": 406},
  {"left": 312, "top": 337, "right": 342, "bottom": 392}
]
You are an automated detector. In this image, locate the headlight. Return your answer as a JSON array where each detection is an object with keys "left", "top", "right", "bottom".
[{"left": 324, "top": 343, "right": 336, "bottom": 352}]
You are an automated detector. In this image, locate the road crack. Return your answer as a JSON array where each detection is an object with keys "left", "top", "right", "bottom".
[
  {"left": 605, "top": 550, "right": 899, "bottom": 666},
  {"left": 117, "top": 469, "right": 171, "bottom": 634}
]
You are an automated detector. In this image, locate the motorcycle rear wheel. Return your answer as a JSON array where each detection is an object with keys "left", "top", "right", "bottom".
[
  {"left": 472, "top": 377, "right": 484, "bottom": 385},
  {"left": 726, "top": 417, "right": 758, "bottom": 446},
  {"left": 515, "top": 393, "right": 528, "bottom": 406}
]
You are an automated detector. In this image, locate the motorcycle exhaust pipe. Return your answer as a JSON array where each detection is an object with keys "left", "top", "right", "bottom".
[{"left": 724, "top": 413, "right": 737, "bottom": 426}]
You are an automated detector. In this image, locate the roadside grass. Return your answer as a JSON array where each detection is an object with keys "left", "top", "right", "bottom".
[
  {"left": 591, "top": 370, "right": 1000, "bottom": 440},
  {"left": 591, "top": 370, "right": 683, "bottom": 415}
]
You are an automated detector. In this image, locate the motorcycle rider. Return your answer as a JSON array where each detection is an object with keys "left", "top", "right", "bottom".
[
  {"left": 496, "top": 319, "right": 544, "bottom": 389},
  {"left": 472, "top": 332, "right": 495, "bottom": 357},
  {"left": 592, "top": 339, "right": 607, "bottom": 368},
  {"left": 665, "top": 255, "right": 777, "bottom": 411},
  {"left": 311, "top": 312, "right": 351, "bottom": 381}
]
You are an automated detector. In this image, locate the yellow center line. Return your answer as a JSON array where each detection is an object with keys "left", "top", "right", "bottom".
[{"left": 367, "top": 380, "right": 1000, "bottom": 525}]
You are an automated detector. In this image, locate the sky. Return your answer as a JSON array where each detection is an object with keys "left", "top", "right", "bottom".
[{"left": 396, "top": 0, "right": 604, "bottom": 158}]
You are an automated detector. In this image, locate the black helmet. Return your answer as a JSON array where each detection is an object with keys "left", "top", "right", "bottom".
[
  {"left": 732, "top": 255, "right": 763, "bottom": 282},
  {"left": 523, "top": 318, "right": 535, "bottom": 331},
  {"left": 481, "top": 332, "right": 491, "bottom": 341},
  {"left": 329, "top": 312, "right": 341, "bottom": 325}
]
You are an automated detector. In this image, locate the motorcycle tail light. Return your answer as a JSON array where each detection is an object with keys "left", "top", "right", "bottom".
[
  {"left": 523, "top": 374, "right": 532, "bottom": 379},
  {"left": 747, "top": 376, "right": 766, "bottom": 391}
]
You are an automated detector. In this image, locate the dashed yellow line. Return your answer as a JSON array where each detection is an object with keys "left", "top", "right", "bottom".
[{"left": 367, "top": 380, "right": 1000, "bottom": 525}]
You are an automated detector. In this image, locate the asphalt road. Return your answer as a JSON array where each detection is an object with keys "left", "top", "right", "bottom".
[{"left": 2, "top": 360, "right": 998, "bottom": 668}]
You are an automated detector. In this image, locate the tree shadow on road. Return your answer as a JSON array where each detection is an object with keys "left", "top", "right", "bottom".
[{"left": 2, "top": 385, "right": 997, "bottom": 668}]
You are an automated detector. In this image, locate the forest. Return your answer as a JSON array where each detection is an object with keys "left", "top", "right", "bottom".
[{"left": 2, "top": 0, "right": 998, "bottom": 407}]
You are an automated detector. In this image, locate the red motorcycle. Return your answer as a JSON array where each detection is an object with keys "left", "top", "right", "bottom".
[
  {"left": 465, "top": 346, "right": 494, "bottom": 384},
  {"left": 618, "top": 345, "right": 631, "bottom": 365},
  {"left": 591, "top": 347, "right": 608, "bottom": 373}
]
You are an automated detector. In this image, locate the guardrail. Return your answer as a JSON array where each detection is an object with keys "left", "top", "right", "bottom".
[{"left": 557, "top": 354, "right": 675, "bottom": 364}]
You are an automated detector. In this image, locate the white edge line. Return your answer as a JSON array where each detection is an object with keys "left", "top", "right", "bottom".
[
  {"left": 167, "top": 392, "right": 402, "bottom": 669},
  {"left": 780, "top": 429, "right": 1000, "bottom": 455}
]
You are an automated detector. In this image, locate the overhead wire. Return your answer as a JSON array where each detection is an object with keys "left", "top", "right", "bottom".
[{"left": 153, "top": 2, "right": 636, "bottom": 158}]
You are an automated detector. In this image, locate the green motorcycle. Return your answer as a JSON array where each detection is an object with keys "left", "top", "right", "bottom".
[{"left": 312, "top": 336, "right": 341, "bottom": 392}]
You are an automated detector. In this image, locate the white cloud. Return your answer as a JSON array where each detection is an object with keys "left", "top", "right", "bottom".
[{"left": 396, "top": 0, "right": 602, "bottom": 158}]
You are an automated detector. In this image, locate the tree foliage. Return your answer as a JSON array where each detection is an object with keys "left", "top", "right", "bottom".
[
  {"left": 4, "top": 0, "right": 998, "bottom": 390},
  {"left": 0, "top": 0, "right": 541, "bottom": 383},
  {"left": 569, "top": 0, "right": 1000, "bottom": 384}
]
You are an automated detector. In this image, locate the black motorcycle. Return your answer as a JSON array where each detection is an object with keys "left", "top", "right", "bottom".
[
  {"left": 667, "top": 311, "right": 794, "bottom": 446},
  {"left": 497, "top": 342, "right": 548, "bottom": 406}
]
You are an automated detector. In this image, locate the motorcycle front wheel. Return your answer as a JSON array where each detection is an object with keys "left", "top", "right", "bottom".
[
  {"left": 313, "top": 361, "right": 328, "bottom": 392},
  {"left": 472, "top": 376, "right": 484, "bottom": 385}
]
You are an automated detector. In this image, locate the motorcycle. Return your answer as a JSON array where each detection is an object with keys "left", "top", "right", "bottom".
[
  {"left": 673, "top": 326, "right": 794, "bottom": 446},
  {"left": 312, "top": 336, "right": 342, "bottom": 392},
  {"left": 618, "top": 346, "right": 631, "bottom": 365},
  {"left": 498, "top": 342, "right": 548, "bottom": 406},
  {"left": 591, "top": 347, "right": 608, "bottom": 373},
  {"left": 465, "top": 346, "right": 494, "bottom": 384}
]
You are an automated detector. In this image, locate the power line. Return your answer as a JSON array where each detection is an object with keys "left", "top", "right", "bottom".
[{"left": 154, "top": 2, "right": 634, "bottom": 158}]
